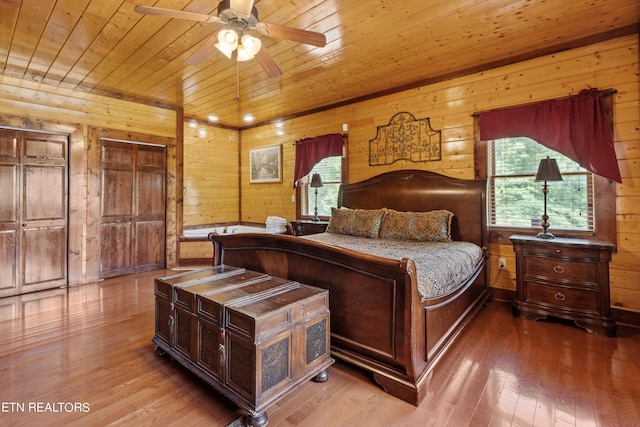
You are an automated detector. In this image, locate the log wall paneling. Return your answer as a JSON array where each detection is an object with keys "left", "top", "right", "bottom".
[
  {"left": 240, "top": 121, "right": 345, "bottom": 224},
  {"left": 177, "top": 241, "right": 213, "bottom": 261},
  {"left": 0, "top": 75, "right": 176, "bottom": 137},
  {"left": 182, "top": 123, "right": 240, "bottom": 227}
]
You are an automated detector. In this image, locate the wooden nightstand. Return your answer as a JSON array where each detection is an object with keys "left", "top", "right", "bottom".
[
  {"left": 290, "top": 220, "right": 329, "bottom": 236},
  {"left": 510, "top": 234, "right": 616, "bottom": 336}
]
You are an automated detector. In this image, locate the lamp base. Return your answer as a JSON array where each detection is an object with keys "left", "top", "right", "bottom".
[{"left": 536, "top": 230, "right": 556, "bottom": 239}]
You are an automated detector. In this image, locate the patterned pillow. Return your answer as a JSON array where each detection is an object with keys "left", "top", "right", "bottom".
[
  {"left": 379, "top": 209, "right": 454, "bottom": 242},
  {"left": 327, "top": 207, "right": 386, "bottom": 238}
]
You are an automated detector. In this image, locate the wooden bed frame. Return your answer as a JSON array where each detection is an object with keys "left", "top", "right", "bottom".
[{"left": 209, "top": 169, "right": 491, "bottom": 405}]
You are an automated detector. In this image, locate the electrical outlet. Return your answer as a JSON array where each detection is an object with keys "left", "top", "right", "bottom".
[{"left": 498, "top": 258, "right": 507, "bottom": 269}]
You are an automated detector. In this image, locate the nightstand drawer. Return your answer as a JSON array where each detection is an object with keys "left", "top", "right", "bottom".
[
  {"left": 524, "top": 256, "right": 597, "bottom": 284},
  {"left": 522, "top": 244, "right": 596, "bottom": 260},
  {"left": 524, "top": 281, "right": 600, "bottom": 314}
]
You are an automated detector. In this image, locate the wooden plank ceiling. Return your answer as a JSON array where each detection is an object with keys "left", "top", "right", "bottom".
[{"left": 0, "top": 0, "right": 638, "bottom": 128}]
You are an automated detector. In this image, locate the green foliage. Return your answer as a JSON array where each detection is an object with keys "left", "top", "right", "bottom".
[
  {"left": 492, "top": 138, "right": 591, "bottom": 231},
  {"left": 305, "top": 156, "right": 342, "bottom": 216}
]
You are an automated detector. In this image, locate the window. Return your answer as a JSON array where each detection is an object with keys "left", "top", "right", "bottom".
[
  {"left": 299, "top": 156, "right": 342, "bottom": 219},
  {"left": 489, "top": 137, "right": 594, "bottom": 233}
]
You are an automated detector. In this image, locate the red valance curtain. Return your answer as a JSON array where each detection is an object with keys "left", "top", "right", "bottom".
[
  {"left": 479, "top": 88, "right": 621, "bottom": 183},
  {"left": 293, "top": 133, "right": 343, "bottom": 187}
]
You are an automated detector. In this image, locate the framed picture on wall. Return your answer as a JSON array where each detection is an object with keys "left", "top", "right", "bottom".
[{"left": 249, "top": 144, "right": 282, "bottom": 183}]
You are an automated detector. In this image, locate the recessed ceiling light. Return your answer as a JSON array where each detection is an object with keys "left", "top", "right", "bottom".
[
  {"left": 243, "top": 114, "right": 254, "bottom": 122},
  {"left": 207, "top": 115, "right": 218, "bottom": 122}
]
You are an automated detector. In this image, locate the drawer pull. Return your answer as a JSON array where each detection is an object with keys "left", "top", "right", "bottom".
[
  {"left": 553, "top": 265, "right": 565, "bottom": 274},
  {"left": 554, "top": 292, "right": 566, "bottom": 301},
  {"left": 556, "top": 249, "right": 561, "bottom": 253}
]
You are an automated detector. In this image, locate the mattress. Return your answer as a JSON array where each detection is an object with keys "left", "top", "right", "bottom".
[{"left": 301, "top": 232, "right": 484, "bottom": 299}]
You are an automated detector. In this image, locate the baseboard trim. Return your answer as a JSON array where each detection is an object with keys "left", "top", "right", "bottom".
[
  {"left": 611, "top": 307, "right": 640, "bottom": 329},
  {"left": 178, "top": 257, "right": 211, "bottom": 266},
  {"left": 489, "top": 287, "right": 640, "bottom": 329}
]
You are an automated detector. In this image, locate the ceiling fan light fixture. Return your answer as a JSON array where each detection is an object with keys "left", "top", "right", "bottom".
[
  {"left": 215, "top": 42, "right": 234, "bottom": 59},
  {"left": 241, "top": 34, "right": 261, "bottom": 54},
  {"left": 236, "top": 45, "right": 253, "bottom": 61},
  {"left": 236, "top": 34, "right": 261, "bottom": 60},
  {"left": 219, "top": 28, "right": 238, "bottom": 46},
  {"left": 215, "top": 29, "right": 238, "bottom": 59},
  {"left": 220, "top": 29, "right": 238, "bottom": 45}
]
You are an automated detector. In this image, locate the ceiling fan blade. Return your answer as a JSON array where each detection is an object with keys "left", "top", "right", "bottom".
[
  {"left": 134, "top": 6, "right": 220, "bottom": 24},
  {"left": 229, "top": 0, "right": 254, "bottom": 18},
  {"left": 257, "top": 22, "right": 326, "bottom": 47},
  {"left": 255, "top": 47, "right": 283, "bottom": 78},
  {"left": 185, "top": 34, "right": 220, "bottom": 66}
]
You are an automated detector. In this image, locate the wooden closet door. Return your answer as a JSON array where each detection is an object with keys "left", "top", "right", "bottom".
[
  {"left": 21, "top": 132, "right": 68, "bottom": 293},
  {"left": 134, "top": 145, "right": 166, "bottom": 271},
  {"left": 0, "top": 130, "right": 67, "bottom": 297},
  {"left": 100, "top": 141, "right": 165, "bottom": 278},
  {"left": 0, "top": 130, "right": 20, "bottom": 297},
  {"left": 100, "top": 141, "right": 134, "bottom": 278}
]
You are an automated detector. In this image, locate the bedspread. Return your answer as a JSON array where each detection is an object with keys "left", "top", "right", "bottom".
[{"left": 301, "top": 232, "right": 484, "bottom": 300}]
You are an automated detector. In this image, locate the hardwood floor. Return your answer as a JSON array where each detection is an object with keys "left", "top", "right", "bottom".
[{"left": 1, "top": 269, "right": 639, "bottom": 427}]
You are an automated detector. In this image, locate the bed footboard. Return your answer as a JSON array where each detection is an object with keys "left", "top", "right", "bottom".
[{"left": 210, "top": 232, "right": 490, "bottom": 405}]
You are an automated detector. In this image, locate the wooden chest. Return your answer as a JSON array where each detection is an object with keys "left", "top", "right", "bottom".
[{"left": 153, "top": 265, "right": 333, "bottom": 426}]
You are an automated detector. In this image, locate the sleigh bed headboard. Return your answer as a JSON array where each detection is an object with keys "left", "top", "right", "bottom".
[{"left": 337, "top": 169, "right": 487, "bottom": 247}]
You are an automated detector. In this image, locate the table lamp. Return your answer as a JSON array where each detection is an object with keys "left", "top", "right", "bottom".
[
  {"left": 310, "top": 173, "right": 323, "bottom": 221},
  {"left": 534, "top": 156, "right": 563, "bottom": 239}
]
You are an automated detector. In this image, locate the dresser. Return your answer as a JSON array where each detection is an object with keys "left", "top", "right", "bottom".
[
  {"left": 153, "top": 265, "right": 333, "bottom": 427},
  {"left": 510, "top": 234, "right": 616, "bottom": 336}
]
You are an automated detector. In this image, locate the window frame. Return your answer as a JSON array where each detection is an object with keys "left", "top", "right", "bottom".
[
  {"left": 488, "top": 137, "right": 595, "bottom": 232},
  {"left": 474, "top": 102, "right": 617, "bottom": 246},
  {"left": 296, "top": 136, "right": 348, "bottom": 221}
]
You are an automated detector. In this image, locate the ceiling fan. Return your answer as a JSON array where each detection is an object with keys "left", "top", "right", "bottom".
[{"left": 135, "top": 0, "right": 326, "bottom": 78}]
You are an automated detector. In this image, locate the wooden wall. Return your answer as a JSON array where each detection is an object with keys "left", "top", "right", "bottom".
[
  {"left": 183, "top": 123, "right": 240, "bottom": 226},
  {"left": 179, "top": 123, "right": 240, "bottom": 262},
  {"left": 239, "top": 34, "right": 640, "bottom": 314},
  {"left": 0, "top": 74, "right": 178, "bottom": 285}
]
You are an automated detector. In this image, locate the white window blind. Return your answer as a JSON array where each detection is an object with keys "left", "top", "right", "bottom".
[
  {"left": 300, "top": 156, "right": 342, "bottom": 217},
  {"left": 489, "top": 137, "right": 594, "bottom": 231}
]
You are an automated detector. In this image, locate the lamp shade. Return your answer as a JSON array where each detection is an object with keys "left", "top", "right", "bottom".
[
  {"left": 236, "top": 45, "right": 252, "bottom": 61},
  {"left": 215, "top": 29, "right": 238, "bottom": 59},
  {"left": 310, "top": 173, "right": 323, "bottom": 188},
  {"left": 218, "top": 29, "right": 238, "bottom": 47},
  {"left": 241, "top": 34, "right": 261, "bottom": 55},
  {"left": 535, "top": 157, "right": 563, "bottom": 182},
  {"left": 237, "top": 35, "right": 262, "bottom": 61}
]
